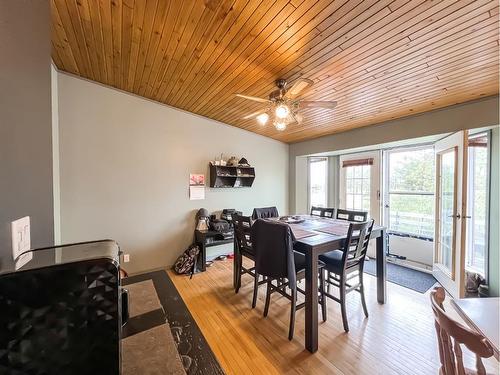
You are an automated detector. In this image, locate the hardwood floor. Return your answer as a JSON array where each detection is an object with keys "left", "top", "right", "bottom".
[{"left": 168, "top": 260, "right": 499, "bottom": 374}]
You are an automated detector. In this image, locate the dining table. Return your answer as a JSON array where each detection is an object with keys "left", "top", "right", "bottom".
[
  {"left": 233, "top": 215, "right": 387, "bottom": 354},
  {"left": 451, "top": 297, "right": 500, "bottom": 360}
]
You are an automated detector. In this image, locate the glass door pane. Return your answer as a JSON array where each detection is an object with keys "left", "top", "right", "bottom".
[
  {"left": 437, "top": 148, "right": 456, "bottom": 276},
  {"left": 466, "top": 134, "right": 489, "bottom": 275}
]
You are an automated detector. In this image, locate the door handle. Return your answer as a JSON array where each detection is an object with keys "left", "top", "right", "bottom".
[
  {"left": 463, "top": 215, "right": 472, "bottom": 219},
  {"left": 447, "top": 214, "right": 461, "bottom": 219}
]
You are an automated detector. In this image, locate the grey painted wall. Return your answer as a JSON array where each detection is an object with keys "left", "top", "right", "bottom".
[
  {"left": 0, "top": 1, "right": 54, "bottom": 265},
  {"left": 57, "top": 73, "right": 289, "bottom": 274}
]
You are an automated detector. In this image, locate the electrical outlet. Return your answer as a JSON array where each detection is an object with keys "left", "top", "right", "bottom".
[
  {"left": 11, "top": 216, "right": 30, "bottom": 260},
  {"left": 123, "top": 254, "right": 130, "bottom": 263}
]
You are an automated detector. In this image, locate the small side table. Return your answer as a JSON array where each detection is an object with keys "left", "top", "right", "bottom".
[{"left": 194, "top": 230, "right": 234, "bottom": 271}]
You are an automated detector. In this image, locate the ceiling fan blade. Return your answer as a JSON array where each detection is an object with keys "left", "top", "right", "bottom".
[
  {"left": 242, "top": 109, "right": 266, "bottom": 120},
  {"left": 288, "top": 78, "right": 314, "bottom": 96},
  {"left": 300, "top": 100, "right": 338, "bottom": 109},
  {"left": 235, "top": 94, "right": 270, "bottom": 103}
]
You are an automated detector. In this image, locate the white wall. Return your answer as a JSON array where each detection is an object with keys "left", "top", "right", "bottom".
[{"left": 57, "top": 73, "right": 289, "bottom": 274}]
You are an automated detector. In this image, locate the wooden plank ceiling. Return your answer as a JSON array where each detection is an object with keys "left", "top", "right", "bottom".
[{"left": 51, "top": 0, "right": 499, "bottom": 143}]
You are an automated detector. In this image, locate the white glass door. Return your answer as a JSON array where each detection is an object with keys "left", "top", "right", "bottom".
[
  {"left": 339, "top": 151, "right": 381, "bottom": 223},
  {"left": 434, "top": 131, "right": 468, "bottom": 298}
]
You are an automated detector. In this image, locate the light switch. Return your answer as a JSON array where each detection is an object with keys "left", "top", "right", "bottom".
[{"left": 11, "top": 216, "right": 30, "bottom": 260}]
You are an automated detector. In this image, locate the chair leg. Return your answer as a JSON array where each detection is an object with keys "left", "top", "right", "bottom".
[
  {"left": 263, "top": 279, "right": 272, "bottom": 317},
  {"left": 252, "top": 273, "right": 259, "bottom": 308},
  {"left": 340, "top": 275, "right": 349, "bottom": 332},
  {"left": 319, "top": 269, "right": 327, "bottom": 322},
  {"left": 359, "top": 271, "right": 369, "bottom": 318},
  {"left": 288, "top": 283, "right": 297, "bottom": 341},
  {"left": 235, "top": 254, "right": 242, "bottom": 294},
  {"left": 327, "top": 272, "right": 331, "bottom": 294}
]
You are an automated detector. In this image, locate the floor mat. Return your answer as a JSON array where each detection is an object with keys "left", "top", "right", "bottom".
[
  {"left": 123, "top": 271, "right": 224, "bottom": 375},
  {"left": 364, "top": 260, "right": 437, "bottom": 293}
]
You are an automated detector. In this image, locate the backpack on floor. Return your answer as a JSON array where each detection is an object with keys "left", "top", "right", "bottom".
[{"left": 174, "top": 244, "right": 200, "bottom": 277}]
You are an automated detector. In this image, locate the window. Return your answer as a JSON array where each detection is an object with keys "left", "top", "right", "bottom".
[
  {"left": 309, "top": 157, "right": 328, "bottom": 208},
  {"left": 345, "top": 164, "right": 371, "bottom": 215},
  {"left": 466, "top": 133, "right": 489, "bottom": 276},
  {"left": 385, "top": 146, "right": 435, "bottom": 239}
]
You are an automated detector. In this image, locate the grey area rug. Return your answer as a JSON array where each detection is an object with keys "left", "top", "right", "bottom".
[
  {"left": 364, "top": 260, "right": 437, "bottom": 293},
  {"left": 122, "top": 271, "right": 225, "bottom": 375},
  {"left": 122, "top": 280, "right": 186, "bottom": 375}
]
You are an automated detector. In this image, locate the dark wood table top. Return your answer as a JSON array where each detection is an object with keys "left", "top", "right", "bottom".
[
  {"left": 276, "top": 215, "right": 385, "bottom": 248},
  {"left": 451, "top": 297, "right": 500, "bottom": 360}
]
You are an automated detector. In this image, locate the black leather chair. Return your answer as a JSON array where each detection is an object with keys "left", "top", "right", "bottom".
[
  {"left": 252, "top": 206, "right": 279, "bottom": 219},
  {"left": 233, "top": 214, "right": 266, "bottom": 308},
  {"left": 336, "top": 208, "right": 368, "bottom": 222},
  {"left": 321, "top": 207, "right": 335, "bottom": 218},
  {"left": 252, "top": 219, "right": 327, "bottom": 340},
  {"left": 319, "top": 220, "right": 374, "bottom": 332},
  {"left": 310, "top": 206, "right": 323, "bottom": 217}
]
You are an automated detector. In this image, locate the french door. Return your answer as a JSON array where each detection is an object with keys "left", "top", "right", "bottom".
[
  {"left": 339, "top": 151, "right": 381, "bottom": 223},
  {"left": 433, "top": 131, "right": 468, "bottom": 298}
]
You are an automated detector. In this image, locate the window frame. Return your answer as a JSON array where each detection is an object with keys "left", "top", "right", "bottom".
[
  {"left": 383, "top": 143, "right": 436, "bottom": 241},
  {"left": 308, "top": 157, "right": 329, "bottom": 211},
  {"left": 339, "top": 150, "right": 381, "bottom": 223}
]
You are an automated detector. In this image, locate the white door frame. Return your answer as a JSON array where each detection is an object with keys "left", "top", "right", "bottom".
[{"left": 433, "top": 131, "right": 468, "bottom": 298}]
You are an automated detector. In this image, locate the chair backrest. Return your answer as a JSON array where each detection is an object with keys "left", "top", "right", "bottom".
[
  {"left": 342, "top": 220, "right": 374, "bottom": 268},
  {"left": 321, "top": 207, "right": 335, "bottom": 218},
  {"left": 233, "top": 214, "right": 253, "bottom": 255},
  {"left": 337, "top": 208, "right": 368, "bottom": 222},
  {"left": 251, "top": 219, "right": 297, "bottom": 286},
  {"left": 430, "top": 287, "right": 494, "bottom": 375},
  {"left": 252, "top": 206, "right": 279, "bottom": 220},
  {"left": 310, "top": 206, "right": 323, "bottom": 217}
]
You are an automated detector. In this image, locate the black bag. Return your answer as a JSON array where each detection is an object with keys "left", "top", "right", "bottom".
[
  {"left": 210, "top": 219, "right": 230, "bottom": 232},
  {"left": 174, "top": 244, "right": 200, "bottom": 277}
]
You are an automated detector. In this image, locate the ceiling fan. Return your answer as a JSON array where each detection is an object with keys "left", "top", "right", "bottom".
[{"left": 235, "top": 78, "right": 337, "bottom": 131}]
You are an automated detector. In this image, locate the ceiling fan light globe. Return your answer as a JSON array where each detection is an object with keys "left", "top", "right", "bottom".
[
  {"left": 256, "top": 113, "right": 269, "bottom": 125},
  {"left": 274, "top": 121, "right": 287, "bottom": 131},
  {"left": 275, "top": 104, "right": 289, "bottom": 119}
]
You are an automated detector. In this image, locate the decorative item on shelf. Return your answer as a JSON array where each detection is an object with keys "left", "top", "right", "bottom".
[
  {"left": 227, "top": 156, "right": 239, "bottom": 166},
  {"left": 238, "top": 157, "right": 250, "bottom": 166}
]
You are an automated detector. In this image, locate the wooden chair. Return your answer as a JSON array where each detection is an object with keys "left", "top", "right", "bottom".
[
  {"left": 252, "top": 219, "right": 327, "bottom": 340},
  {"left": 336, "top": 208, "right": 368, "bottom": 222},
  {"left": 310, "top": 206, "right": 323, "bottom": 217},
  {"left": 430, "top": 287, "right": 494, "bottom": 375},
  {"left": 233, "top": 214, "right": 265, "bottom": 308},
  {"left": 319, "top": 220, "right": 374, "bottom": 332},
  {"left": 252, "top": 206, "right": 279, "bottom": 219}
]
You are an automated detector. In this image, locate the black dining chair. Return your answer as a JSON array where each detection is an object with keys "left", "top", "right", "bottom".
[
  {"left": 319, "top": 220, "right": 374, "bottom": 332},
  {"left": 252, "top": 219, "right": 327, "bottom": 340},
  {"left": 336, "top": 208, "right": 368, "bottom": 222},
  {"left": 233, "top": 214, "right": 266, "bottom": 308},
  {"left": 252, "top": 206, "right": 279, "bottom": 219},
  {"left": 310, "top": 206, "right": 323, "bottom": 217},
  {"left": 321, "top": 207, "right": 335, "bottom": 218}
]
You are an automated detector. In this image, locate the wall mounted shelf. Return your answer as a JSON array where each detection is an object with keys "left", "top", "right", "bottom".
[{"left": 209, "top": 164, "right": 255, "bottom": 188}]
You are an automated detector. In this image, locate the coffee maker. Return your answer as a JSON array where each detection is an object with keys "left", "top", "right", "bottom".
[{"left": 196, "top": 208, "right": 210, "bottom": 231}]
